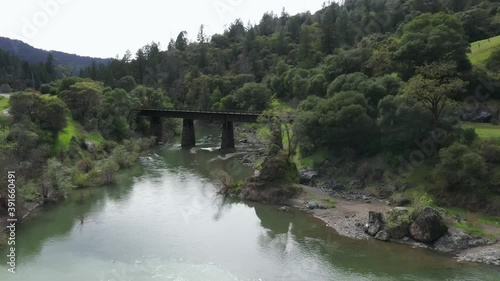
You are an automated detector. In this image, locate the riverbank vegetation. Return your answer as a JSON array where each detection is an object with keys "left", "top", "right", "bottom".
[
  {"left": 0, "top": 78, "right": 176, "bottom": 218},
  {"left": 1, "top": 1, "right": 500, "bottom": 229}
]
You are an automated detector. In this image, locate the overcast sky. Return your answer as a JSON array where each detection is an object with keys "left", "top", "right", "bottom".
[{"left": 0, "top": 0, "right": 327, "bottom": 58}]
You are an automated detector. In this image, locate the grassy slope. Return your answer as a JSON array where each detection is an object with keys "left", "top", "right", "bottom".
[
  {"left": 468, "top": 35, "right": 500, "bottom": 66},
  {"left": 52, "top": 116, "right": 77, "bottom": 155},
  {"left": 0, "top": 96, "right": 9, "bottom": 111},
  {"left": 462, "top": 122, "right": 500, "bottom": 139}
]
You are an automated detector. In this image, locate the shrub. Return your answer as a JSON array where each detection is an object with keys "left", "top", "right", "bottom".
[
  {"left": 0, "top": 84, "right": 12, "bottom": 93},
  {"left": 19, "top": 180, "right": 40, "bottom": 202}
]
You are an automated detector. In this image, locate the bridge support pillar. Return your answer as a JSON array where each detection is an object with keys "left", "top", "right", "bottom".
[
  {"left": 221, "top": 121, "right": 235, "bottom": 150},
  {"left": 181, "top": 119, "right": 196, "bottom": 147},
  {"left": 150, "top": 116, "right": 163, "bottom": 142}
]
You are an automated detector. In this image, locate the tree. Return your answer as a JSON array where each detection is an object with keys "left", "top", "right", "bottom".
[
  {"left": 394, "top": 13, "right": 471, "bottom": 78},
  {"left": 43, "top": 158, "right": 74, "bottom": 199},
  {"left": 197, "top": 24, "right": 208, "bottom": 44},
  {"left": 402, "top": 62, "right": 467, "bottom": 123},
  {"left": 434, "top": 142, "right": 487, "bottom": 192},
  {"left": 100, "top": 88, "right": 138, "bottom": 140},
  {"left": 294, "top": 91, "right": 377, "bottom": 153},
  {"left": 377, "top": 95, "right": 434, "bottom": 152},
  {"left": 259, "top": 101, "right": 296, "bottom": 158},
  {"left": 116, "top": 75, "right": 137, "bottom": 92},
  {"left": 175, "top": 31, "right": 188, "bottom": 51},
  {"left": 232, "top": 83, "right": 272, "bottom": 111},
  {"left": 59, "top": 81, "right": 104, "bottom": 128}
]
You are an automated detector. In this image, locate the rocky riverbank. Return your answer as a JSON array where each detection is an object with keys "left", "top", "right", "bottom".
[{"left": 284, "top": 184, "right": 500, "bottom": 266}]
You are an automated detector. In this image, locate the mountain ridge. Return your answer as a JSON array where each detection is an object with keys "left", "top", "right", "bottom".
[{"left": 0, "top": 36, "right": 111, "bottom": 69}]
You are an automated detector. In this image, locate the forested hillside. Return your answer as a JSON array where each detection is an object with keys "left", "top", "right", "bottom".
[
  {"left": 0, "top": 37, "right": 111, "bottom": 91},
  {"left": 2, "top": 0, "right": 500, "bottom": 217}
]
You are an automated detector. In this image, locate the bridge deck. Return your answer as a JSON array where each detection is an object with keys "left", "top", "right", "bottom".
[{"left": 135, "top": 108, "right": 262, "bottom": 123}]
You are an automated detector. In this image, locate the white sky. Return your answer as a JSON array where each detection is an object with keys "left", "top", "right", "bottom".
[{"left": 0, "top": 0, "right": 327, "bottom": 58}]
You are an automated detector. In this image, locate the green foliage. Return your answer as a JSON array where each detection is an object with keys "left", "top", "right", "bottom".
[
  {"left": 322, "top": 197, "right": 336, "bottom": 208},
  {"left": 462, "top": 122, "right": 500, "bottom": 140},
  {"left": 232, "top": 82, "right": 272, "bottom": 111},
  {"left": 402, "top": 62, "right": 468, "bottom": 122},
  {"left": 0, "top": 84, "right": 12, "bottom": 93},
  {"left": 53, "top": 116, "right": 76, "bottom": 155},
  {"left": 9, "top": 92, "right": 68, "bottom": 135},
  {"left": 111, "top": 145, "right": 138, "bottom": 168},
  {"left": 295, "top": 92, "right": 377, "bottom": 154},
  {"left": 395, "top": 13, "right": 471, "bottom": 78},
  {"left": 18, "top": 180, "right": 40, "bottom": 202},
  {"left": 116, "top": 75, "right": 137, "bottom": 92},
  {"left": 434, "top": 142, "right": 488, "bottom": 192},
  {"left": 59, "top": 81, "right": 104, "bottom": 129},
  {"left": 455, "top": 221, "right": 488, "bottom": 237},
  {"left": 469, "top": 35, "right": 500, "bottom": 66},
  {"left": 486, "top": 49, "right": 500, "bottom": 73},
  {"left": 0, "top": 96, "right": 9, "bottom": 111},
  {"left": 44, "top": 158, "right": 75, "bottom": 198}
]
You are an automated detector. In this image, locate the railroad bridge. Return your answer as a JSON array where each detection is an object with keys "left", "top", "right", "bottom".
[{"left": 136, "top": 108, "right": 262, "bottom": 150}]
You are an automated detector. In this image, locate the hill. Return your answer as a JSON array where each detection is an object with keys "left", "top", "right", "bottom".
[
  {"left": 0, "top": 37, "right": 111, "bottom": 70},
  {"left": 469, "top": 35, "right": 500, "bottom": 66}
]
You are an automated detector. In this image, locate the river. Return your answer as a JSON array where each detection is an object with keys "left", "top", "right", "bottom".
[{"left": 1, "top": 126, "right": 499, "bottom": 280}]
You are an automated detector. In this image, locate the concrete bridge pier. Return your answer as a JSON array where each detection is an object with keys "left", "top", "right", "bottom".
[
  {"left": 150, "top": 116, "right": 163, "bottom": 141},
  {"left": 181, "top": 119, "right": 196, "bottom": 147},
  {"left": 221, "top": 121, "right": 235, "bottom": 150}
]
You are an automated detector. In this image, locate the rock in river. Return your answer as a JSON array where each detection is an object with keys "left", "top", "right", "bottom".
[
  {"left": 410, "top": 207, "right": 448, "bottom": 243},
  {"left": 375, "top": 230, "right": 390, "bottom": 241},
  {"left": 433, "top": 227, "right": 471, "bottom": 253},
  {"left": 367, "top": 211, "right": 384, "bottom": 236}
]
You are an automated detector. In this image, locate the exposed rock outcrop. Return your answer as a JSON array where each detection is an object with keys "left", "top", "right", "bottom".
[
  {"left": 298, "top": 168, "right": 319, "bottom": 186},
  {"left": 367, "top": 211, "right": 384, "bottom": 236},
  {"left": 375, "top": 230, "right": 390, "bottom": 241},
  {"left": 241, "top": 152, "right": 299, "bottom": 203},
  {"left": 461, "top": 107, "right": 494, "bottom": 123},
  {"left": 409, "top": 207, "right": 448, "bottom": 243},
  {"left": 385, "top": 207, "right": 411, "bottom": 239}
]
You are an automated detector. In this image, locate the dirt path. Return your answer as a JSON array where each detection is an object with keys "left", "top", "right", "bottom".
[{"left": 288, "top": 184, "right": 390, "bottom": 239}]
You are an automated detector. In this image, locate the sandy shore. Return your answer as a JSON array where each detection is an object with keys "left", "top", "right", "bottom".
[
  {"left": 288, "top": 184, "right": 500, "bottom": 266},
  {"left": 288, "top": 184, "right": 390, "bottom": 240}
]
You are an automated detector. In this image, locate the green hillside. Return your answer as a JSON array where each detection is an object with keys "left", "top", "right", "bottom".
[
  {"left": 0, "top": 96, "right": 8, "bottom": 111},
  {"left": 469, "top": 35, "right": 500, "bottom": 66}
]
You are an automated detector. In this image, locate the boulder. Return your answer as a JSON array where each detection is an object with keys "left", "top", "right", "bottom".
[
  {"left": 461, "top": 107, "right": 494, "bottom": 123},
  {"left": 409, "top": 207, "right": 448, "bottom": 243},
  {"left": 279, "top": 206, "right": 291, "bottom": 212},
  {"left": 386, "top": 207, "right": 411, "bottom": 239},
  {"left": 375, "top": 230, "right": 390, "bottom": 241},
  {"left": 307, "top": 202, "right": 319, "bottom": 210},
  {"left": 83, "top": 141, "right": 96, "bottom": 153},
  {"left": 433, "top": 227, "right": 470, "bottom": 253},
  {"left": 367, "top": 211, "right": 384, "bottom": 236},
  {"left": 298, "top": 168, "right": 319, "bottom": 186},
  {"left": 390, "top": 195, "right": 411, "bottom": 207}
]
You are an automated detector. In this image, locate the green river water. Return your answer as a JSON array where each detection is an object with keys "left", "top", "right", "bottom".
[{"left": 1, "top": 126, "right": 499, "bottom": 281}]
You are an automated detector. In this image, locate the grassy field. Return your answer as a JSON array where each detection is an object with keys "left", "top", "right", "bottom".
[
  {"left": 53, "top": 116, "right": 77, "bottom": 155},
  {"left": 0, "top": 96, "right": 8, "bottom": 111},
  {"left": 469, "top": 35, "right": 500, "bottom": 66},
  {"left": 462, "top": 122, "right": 500, "bottom": 139}
]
